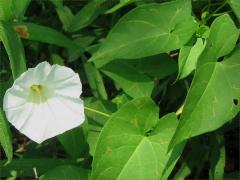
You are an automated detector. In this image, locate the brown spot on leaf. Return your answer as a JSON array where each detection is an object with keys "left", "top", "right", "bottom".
[
  {"left": 130, "top": 118, "right": 138, "bottom": 127},
  {"left": 106, "top": 147, "right": 112, "bottom": 152},
  {"left": 14, "top": 25, "right": 29, "bottom": 39}
]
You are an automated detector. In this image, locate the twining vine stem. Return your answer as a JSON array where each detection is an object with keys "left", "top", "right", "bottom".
[{"left": 84, "top": 106, "right": 110, "bottom": 117}]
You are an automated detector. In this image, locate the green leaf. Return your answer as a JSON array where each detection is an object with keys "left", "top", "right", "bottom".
[
  {"left": 84, "top": 62, "right": 108, "bottom": 100},
  {"left": 198, "top": 14, "right": 239, "bottom": 67},
  {"left": 91, "top": 0, "right": 197, "bottom": 67},
  {"left": 12, "top": 0, "right": 31, "bottom": 21},
  {"left": 13, "top": 22, "right": 75, "bottom": 49},
  {"left": 173, "top": 162, "right": 191, "bottom": 180},
  {"left": 112, "top": 93, "right": 132, "bottom": 109},
  {"left": 50, "top": 53, "right": 64, "bottom": 65},
  {"left": 92, "top": 97, "right": 182, "bottom": 179},
  {"left": 177, "top": 38, "right": 205, "bottom": 80},
  {"left": 0, "top": 21, "right": 26, "bottom": 79},
  {"left": 68, "top": 36, "right": 95, "bottom": 62},
  {"left": 228, "top": 0, "right": 240, "bottom": 21},
  {"left": 58, "top": 122, "right": 88, "bottom": 159},
  {"left": 40, "top": 165, "right": 89, "bottom": 180},
  {"left": 0, "top": 107, "right": 12, "bottom": 161},
  {"left": 209, "top": 134, "right": 225, "bottom": 180},
  {"left": 0, "top": 0, "right": 13, "bottom": 21},
  {"left": 49, "top": 0, "right": 74, "bottom": 31},
  {"left": 169, "top": 48, "right": 240, "bottom": 150},
  {"left": 101, "top": 60, "right": 154, "bottom": 98},
  {"left": 129, "top": 54, "right": 178, "bottom": 79},
  {"left": 68, "top": 0, "right": 115, "bottom": 32},
  {"left": 0, "top": 158, "right": 74, "bottom": 177}
]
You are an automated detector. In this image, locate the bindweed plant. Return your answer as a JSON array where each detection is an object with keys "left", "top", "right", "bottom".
[{"left": 0, "top": 0, "right": 239, "bottom": 179}]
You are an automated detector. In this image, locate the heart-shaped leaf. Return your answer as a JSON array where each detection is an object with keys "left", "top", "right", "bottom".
[
  {"left": 91, "top": 0, "right": 197, "bottom": 67},
  {"left": 92, "top": 97, "right": 183, "bottom": 179}
]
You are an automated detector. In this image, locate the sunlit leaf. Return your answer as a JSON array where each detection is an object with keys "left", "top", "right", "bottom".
[
  {"left": 169, "top": 48, "right": 240, "bottom": 149},
  {"left": 91, "top": 0, "right": 197, "bottom": 67},
  {"left": 92, "top": 98, "right": 183, "bottom": 179}
]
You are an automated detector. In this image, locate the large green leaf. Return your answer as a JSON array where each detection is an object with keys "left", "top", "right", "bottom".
[
  {"left": 13, "top": 22, "right": 75, "bottom": 49},
  {"left": 91, "top": 0, "right": 197, "bottom": 67},
  {"left": 169, "top": 48, "right": 240, "bottom": 150},
  {"left": 0, "top": 107, "right": 12, "bottom": 161},
  {"left": 169, "top": 14, "right": 239, "bottom": 149},
  {"left": 40, "top": 165, "right": 89, "bottom": 180},
  {"left": 228, "top": 0, "right": 240, "bottom": 21},
  {"left": 92, "top": 97, "right": 183, "bottom": 179},
  {"left": 101, "top": 60, "right": 154, "bottom": 98},
  {"left": 0, "top": 21, "right": 26, "bottom": 79},
  {"left": 68, "top": 0, "right": 115, "bottom": 32}
]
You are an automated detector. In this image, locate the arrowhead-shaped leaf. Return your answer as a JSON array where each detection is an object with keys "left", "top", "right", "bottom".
[
  {"left": 92, "top": 97, "right": 183, "bottom": 179},
  {"left": 170, "top": 48, "right": 240, "bottom": 150},
  {"left": 91, "top": 0, "right": 197, "bottom": 67},
  {"left": 169, "top": 14, "right": 239, "bottom": 149}
]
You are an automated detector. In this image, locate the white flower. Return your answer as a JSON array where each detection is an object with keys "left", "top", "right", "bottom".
[{"left": 3, "top": 61, "right": 85, "bottom": 143}]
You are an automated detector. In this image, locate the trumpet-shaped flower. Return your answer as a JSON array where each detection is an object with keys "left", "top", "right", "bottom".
[{"left": 3, "top": 61, "right": 85, "bottom": 143}]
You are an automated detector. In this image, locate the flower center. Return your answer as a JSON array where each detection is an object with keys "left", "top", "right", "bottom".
[
  {"left": 30, "top": 84, "right": 42, "bottom": 95},
  {"left": 28, "top": 84, "right": 53, "bottom": 103}
]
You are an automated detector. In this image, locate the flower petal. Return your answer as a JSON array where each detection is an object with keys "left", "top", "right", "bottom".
[
  {"left": 18, "top": 96, "right": 84, "bottom": 143},
  {"left": 46, "top": 64, "right": 82, "bottom": 98},
  {"left": 3, "top": 85, "right": 28, "bottom": 110},
  {"left": 4, "top": 102, "right": 34, "bottom": 131},
  {"left": 14, "top": 61, "right": 51, "bottom": 89}
]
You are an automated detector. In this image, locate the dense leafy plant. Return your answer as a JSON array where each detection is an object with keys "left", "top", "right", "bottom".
[{"left": 0, "top": 0, "right": 239, "bottom": 179}]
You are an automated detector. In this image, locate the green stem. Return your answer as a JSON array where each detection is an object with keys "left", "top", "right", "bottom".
[
  {"left": 205, "top": 0, "right": 228, "bottom": 22},
  {"left": 84, "top": 106, "right": 110, "bottom": 117}
]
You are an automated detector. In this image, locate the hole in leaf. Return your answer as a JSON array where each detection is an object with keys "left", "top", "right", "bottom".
[
  {"left": 218, "top": 56, "right": 224, "bottom": 62},
  {"left": 145, "top": 129, "right": 153, "bottom": 137},
  {"left": 233, "top": 98, "right": 238, "bottom": 105}
]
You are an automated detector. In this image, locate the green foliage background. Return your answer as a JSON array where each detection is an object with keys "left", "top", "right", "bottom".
[{"left": 0, "top": 0, "right": 239, "bottom": 179}]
